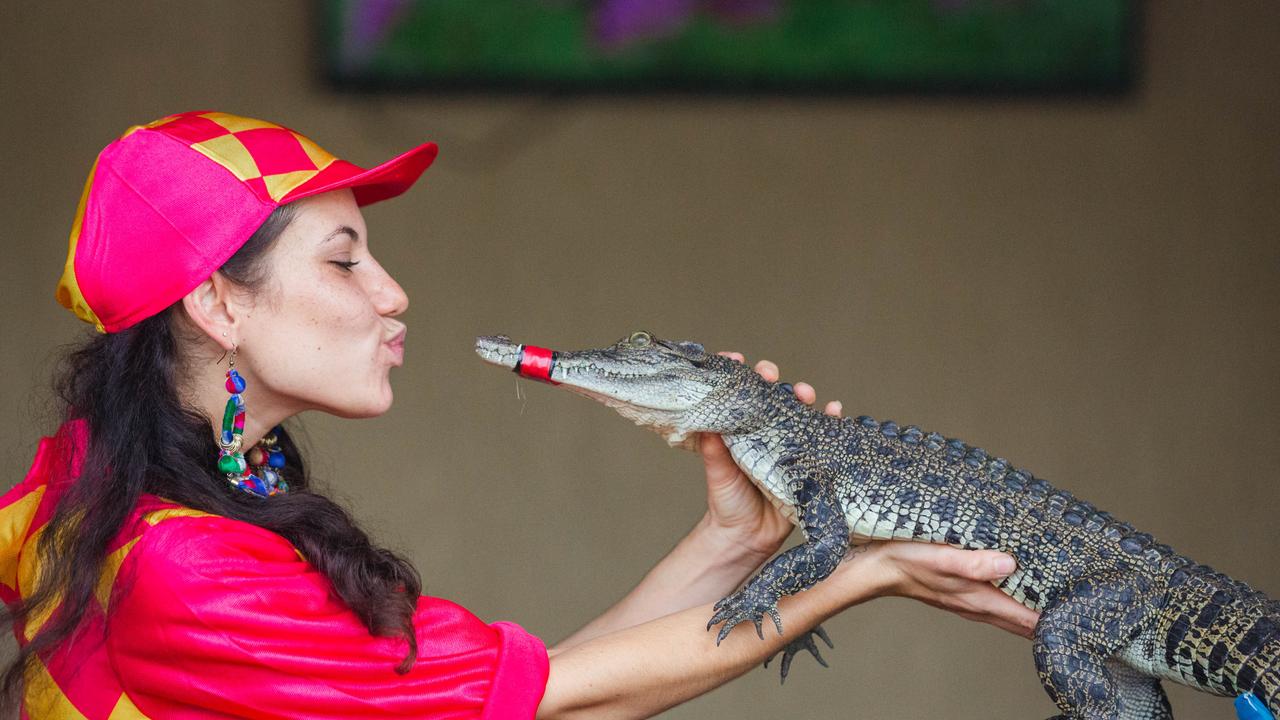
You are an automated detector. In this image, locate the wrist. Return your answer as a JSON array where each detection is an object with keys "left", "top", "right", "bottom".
[
  {"left": 690, "top": 512, "right": 783, "bottom": 571},
  {"left": 828, "top": 542, "right": 900, "bottom": 603}
]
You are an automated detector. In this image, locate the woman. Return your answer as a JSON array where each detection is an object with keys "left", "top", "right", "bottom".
[{"left": 1, "top": 110, "right": 1037, "bottom": 718}]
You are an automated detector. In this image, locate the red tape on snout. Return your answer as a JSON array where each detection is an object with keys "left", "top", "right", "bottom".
[{"left": 514, "top": 345, "right": 560, "bottom": 385}]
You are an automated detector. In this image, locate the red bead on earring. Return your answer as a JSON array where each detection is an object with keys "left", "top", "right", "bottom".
[{"left": 215, "top": 348, "right": 288, "bottom": 497}]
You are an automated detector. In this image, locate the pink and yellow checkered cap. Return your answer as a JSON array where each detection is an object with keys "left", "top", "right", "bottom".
[{"left": 56, "top": 110, "right": 438, "bottom": 333}]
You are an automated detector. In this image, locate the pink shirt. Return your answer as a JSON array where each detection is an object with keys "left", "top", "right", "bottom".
[{"left": 1, "top": 423, "right": 548, "bottom": 718}]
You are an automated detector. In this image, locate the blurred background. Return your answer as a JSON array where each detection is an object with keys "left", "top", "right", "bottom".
[
  {"left": 2, "top": 2, "right": 1277, "bottom": 717},
  {"left": 321, "top": 0, "right": 1131, "bottom": 92}
]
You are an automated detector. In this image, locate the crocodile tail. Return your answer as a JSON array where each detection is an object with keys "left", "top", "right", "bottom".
[
  {"left": 1226, "top": 599, "right": 1280, "bottom": 712},
  {"left": 1254, "top": 617, "right": 1280, "bottom": 716},
  {"left": 1160, "top": 564, "right": 1280, "bottom": 710},
  {"left": 1257, "top": 613, "right": 1280, "bottom": 715}
]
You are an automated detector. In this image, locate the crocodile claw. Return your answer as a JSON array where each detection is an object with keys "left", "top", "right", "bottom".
[
  {"left": 764, "top": 624, "right": 835, "bottom": 684},
  {"left": 708, "top": 587, "right": 784, "bottom": 645}
]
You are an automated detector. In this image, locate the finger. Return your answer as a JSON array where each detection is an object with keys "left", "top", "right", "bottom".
[
  {"left": 892, "top": 543, "right": 988, "bottom": 582},
  {"left": 717, "top": 351, "right": 746, "bottom": 364},
  {"left": 793, "top": 382, "right": 816, "bottom": 404},
  {"left": 955, "top": 610, "right": 1035, "bottom": 639},
  {"left": 824, "top": 400, "right": 843, "bottom": 417},
  {"left": 983, "top": 612, "right": 1037, "bottom": 639},
  {"left": 961, "top": 585, "right": 1040, "bottom": 636},
  {"left": 940, "top": 590, "right": 1038, "bottom": 639},
  {"left": 941, "top": 549, "right": 1017, "bottom": 581},
  {"left": 753, "top": 360, "right": 779, "bottom": 382},
  {"left": 978, "top": 551, "right": 1018, "bottom": 580}
]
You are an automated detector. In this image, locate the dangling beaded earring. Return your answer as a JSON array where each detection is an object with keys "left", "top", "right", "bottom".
[{"left": 216, "top": 347, "right": 289, "bottom": 497}]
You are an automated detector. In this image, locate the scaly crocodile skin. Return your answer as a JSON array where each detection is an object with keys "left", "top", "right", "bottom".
[{"left": 476, "top": 332, "right": 1280, "bottom": 720}]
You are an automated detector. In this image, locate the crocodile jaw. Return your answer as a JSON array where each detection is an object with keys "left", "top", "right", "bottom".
[
  {"left": 475, "top": 334, "right": 706, "bottom": 450},
  {"left": 574, "top": 388, "right": 701, "bottom": 450}
]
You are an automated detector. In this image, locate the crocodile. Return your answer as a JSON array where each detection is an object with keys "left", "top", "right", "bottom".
[{"left": 475, "top": 331, "right": 1280, "bottom": 720}]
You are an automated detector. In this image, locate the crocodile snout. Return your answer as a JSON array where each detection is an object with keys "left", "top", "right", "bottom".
[
  {"left": 475, "top": 335, "right": 563, "bottom": 385},
  {"left": 475, "top": 335, "right": 519, "bottom": 370}
]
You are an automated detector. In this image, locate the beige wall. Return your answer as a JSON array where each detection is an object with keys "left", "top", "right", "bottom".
[{"left": 3, "top": 3, "right": 1278, "bottom": 717}]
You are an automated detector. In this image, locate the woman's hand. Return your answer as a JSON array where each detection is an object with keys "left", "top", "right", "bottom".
[
  {"left": 852, "top": 540, "right": 1040, "bottom": 638},
  {"left": 696, "top": 353, "right": 844, "bottom": 566}
]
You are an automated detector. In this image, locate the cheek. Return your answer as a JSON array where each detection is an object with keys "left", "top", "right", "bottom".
[
  {"left": 289, "top": 278, "right": 376, "bottom": 342},
  {"left": 252, "top": 280, "right": 380, "bottom": 382}
]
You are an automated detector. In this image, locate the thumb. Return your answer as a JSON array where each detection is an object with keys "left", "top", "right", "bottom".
[
  {"left": 698, "top": 433, "right": 744, "bottom": 491},
  {"left": 699, "top": 433, "right": 731, "bottom": 467}
]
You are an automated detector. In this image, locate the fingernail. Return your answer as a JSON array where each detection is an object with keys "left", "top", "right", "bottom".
[{"left": 994, "top": 556, "right": 1016, "bottom": 575}]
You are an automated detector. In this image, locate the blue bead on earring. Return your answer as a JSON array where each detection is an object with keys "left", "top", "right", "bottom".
[{"left": 215, "top": 347, "right": 288, "bottom": 497}]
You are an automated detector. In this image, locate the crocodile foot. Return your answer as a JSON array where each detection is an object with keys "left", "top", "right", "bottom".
[
  {"left": 707, "top": 585, "right": 783, "bottom": 645},
  {"left": 764, "top": 624, "right": 833, "bottom": 684}
]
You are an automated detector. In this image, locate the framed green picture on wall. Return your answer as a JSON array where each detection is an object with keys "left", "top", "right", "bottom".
[{"left": 321, "top": 0, "right": 1136, "bottom": 93}]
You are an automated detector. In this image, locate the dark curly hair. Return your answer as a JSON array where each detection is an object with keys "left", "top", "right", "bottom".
[{"left": 0, "top": 204, "right": 423, "bottom": 705}]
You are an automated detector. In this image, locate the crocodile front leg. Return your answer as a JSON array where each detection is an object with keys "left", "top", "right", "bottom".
[{"left": 708, "top": 465, "right": 849, "bottom": 645}]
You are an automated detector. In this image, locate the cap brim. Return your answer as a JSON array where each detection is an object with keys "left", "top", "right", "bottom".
[{"left": 281, "top": 141, "right": 438, "bottom": 207}]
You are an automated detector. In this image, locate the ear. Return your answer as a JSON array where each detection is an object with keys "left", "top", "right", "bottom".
[{"left": 181, "top": 273, "right": 243, "bottom": 351}]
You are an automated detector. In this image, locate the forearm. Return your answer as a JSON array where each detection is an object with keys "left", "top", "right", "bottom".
[
  {"left": 556, "top": 514, "right": 777, "bottom": 650},
  {"left": 538, "top": 549, "right": 885, "bottom": 719}
]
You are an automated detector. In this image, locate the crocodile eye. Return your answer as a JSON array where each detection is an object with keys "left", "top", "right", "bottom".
[{"left": 629, "top": 331, "right": 652, "bottom": 346}]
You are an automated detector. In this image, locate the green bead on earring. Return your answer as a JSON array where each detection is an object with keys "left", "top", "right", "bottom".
[{"left": 215, "top": 347, "right": 288, "bottom": 497}]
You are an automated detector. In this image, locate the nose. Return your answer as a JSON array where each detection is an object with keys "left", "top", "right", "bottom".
[{"left": 371, "top": 263, "right": 409, "bottom": 317}]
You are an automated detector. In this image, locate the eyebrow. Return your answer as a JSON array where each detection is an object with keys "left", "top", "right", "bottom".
[{"left": 322, "top": 225, "right": 361, "bottom": 244}]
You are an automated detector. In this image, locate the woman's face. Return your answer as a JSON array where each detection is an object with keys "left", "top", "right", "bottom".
[{"left": 235, "top": 189, "right": 408, "bottom": 419}]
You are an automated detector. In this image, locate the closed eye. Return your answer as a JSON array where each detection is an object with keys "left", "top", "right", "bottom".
[{"left": 331, "top": 260, "right": 361, "bottom": 272}]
